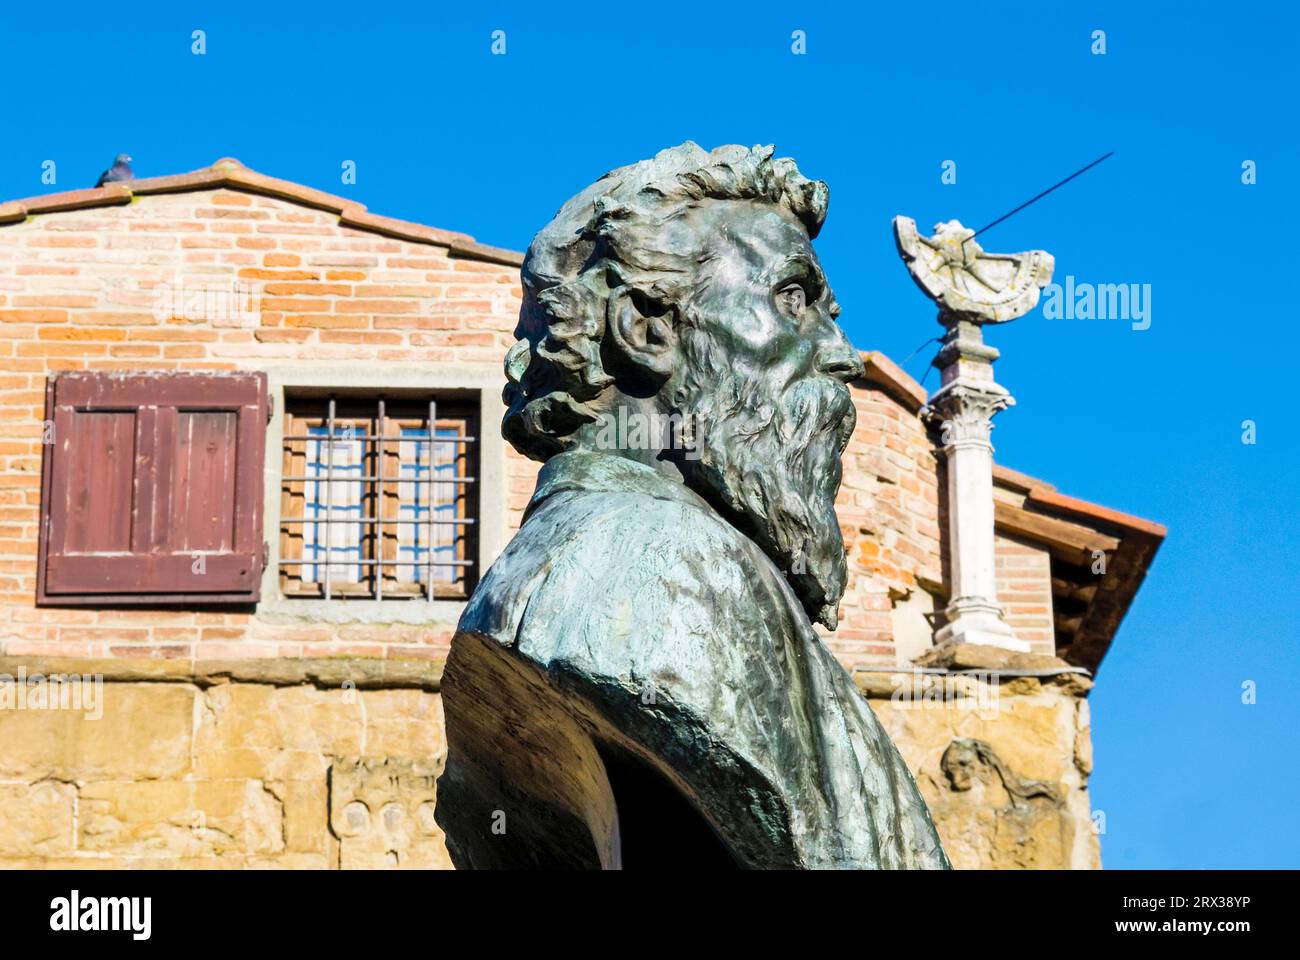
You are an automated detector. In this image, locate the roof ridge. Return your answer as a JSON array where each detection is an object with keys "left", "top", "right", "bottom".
[
  {"left": 858, "top": 349, "right": 928, "bottom": 412},
  {"left": 0, "top": 157, "right": 525, "bottom": 267}
]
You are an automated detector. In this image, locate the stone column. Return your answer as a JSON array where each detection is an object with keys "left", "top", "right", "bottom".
[
  {"left": 892, "top": 216, "right": 1054, "bottom": 654},
  {"left": 926, "top": 319, "right": 1027, "bottom": 652}
]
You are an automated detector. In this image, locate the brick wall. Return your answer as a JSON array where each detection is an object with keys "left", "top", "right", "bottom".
[
  {"left": 0, "top": 186, "right": 536, "bottom": 663},
  {"left": 0, "top": 182, "right": 1051, "bottom": 669},
  {"left": 822, "top": 356, "right": 945, "bottom": 669},
  {"left": 994, "top": 532, "right": 1056, "bottom": 656}
]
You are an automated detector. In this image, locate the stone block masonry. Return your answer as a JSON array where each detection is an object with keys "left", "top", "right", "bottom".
[
  {"left": 0, "top": 653, "right": 1098, "bottom": 869},
  {"left": 0, "top": 657, "right": 451, "bottom": 868}
]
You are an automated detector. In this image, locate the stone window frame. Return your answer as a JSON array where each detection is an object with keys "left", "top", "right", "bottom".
[{"left": 256, "top": 362, "right": 508, "bottom": 627}]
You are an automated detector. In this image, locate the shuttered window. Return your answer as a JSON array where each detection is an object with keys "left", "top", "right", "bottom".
[{"left": 37, "top": 372, "right": 269, "bottom": 604}]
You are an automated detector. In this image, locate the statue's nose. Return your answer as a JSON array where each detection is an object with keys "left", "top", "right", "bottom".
[{"left": 814, "top": 325, "right": 865, "bottom": 383}]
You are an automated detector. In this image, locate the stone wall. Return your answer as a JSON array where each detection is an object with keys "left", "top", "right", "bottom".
[
  {"left": 860, "top": 653, "right": 1099, "bottom": 869},
  {"left": 0, "top": 651, "right": 1098, "bottom": 869},
  {"left": 0, "top": 657, "right": 451, "bottom": 868}
]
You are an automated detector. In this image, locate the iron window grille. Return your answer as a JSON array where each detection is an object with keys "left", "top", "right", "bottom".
[{"left": 278, "top": 395, "right": 479, "bottom": 601}]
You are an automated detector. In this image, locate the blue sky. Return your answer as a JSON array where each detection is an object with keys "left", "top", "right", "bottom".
[{"left": 2, "top": 0, "right": 1296, "bottom": 867}]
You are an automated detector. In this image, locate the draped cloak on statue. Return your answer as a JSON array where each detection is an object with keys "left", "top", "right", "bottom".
[{"left": 436, "top": 449, "right": 951, "bottom": 870}]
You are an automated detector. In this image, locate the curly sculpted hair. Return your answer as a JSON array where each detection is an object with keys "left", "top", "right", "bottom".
[{"left": 502, "top": 142, "right": 829, "bottom": 461}]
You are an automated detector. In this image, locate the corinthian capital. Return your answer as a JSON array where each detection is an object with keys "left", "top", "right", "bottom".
[{"left": 925, "top": 381, "right": 1013, "bottom": 451}]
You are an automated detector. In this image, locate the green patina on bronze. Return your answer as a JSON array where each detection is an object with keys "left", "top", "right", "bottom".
[{"left": 436, "top": 143, "right": 950, "bottom": 869}]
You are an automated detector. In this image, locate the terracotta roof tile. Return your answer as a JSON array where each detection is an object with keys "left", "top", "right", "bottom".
[
  {"left": 1026, "top": 486, "right": 1168, "bottom": 540},
  {"left": 993, "top": 463, "right": 1056, "bottom": 494},
  {"left": 0, "top": 157, "right": 526, "bottom": 268},
  {"left": 858, "top": 349, "right": 928, "bottom": 412}
]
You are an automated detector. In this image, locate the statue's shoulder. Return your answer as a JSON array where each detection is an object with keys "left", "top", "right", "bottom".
[{"left": 459, "top": 483, "right": 786, "bottom": 657}]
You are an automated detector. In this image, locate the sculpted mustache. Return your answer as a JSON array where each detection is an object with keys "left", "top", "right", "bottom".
[
  {"left": 681, "top": 377, "right": 853, "bottom": 485},
  {"left": 711, "top": 378, "right": 852, "bottom": 444},
  {"left": 781, "top": 380, "right": 855, "bottom": 459}
]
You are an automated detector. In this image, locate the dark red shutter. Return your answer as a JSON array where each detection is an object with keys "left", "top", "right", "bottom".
[{"left": 38, "top": 372, "right": 268, "bottom": 604}]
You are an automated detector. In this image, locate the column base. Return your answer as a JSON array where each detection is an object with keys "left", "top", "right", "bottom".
[{"left": 934, "top": 598, "right": 1030, "bottom": 653}]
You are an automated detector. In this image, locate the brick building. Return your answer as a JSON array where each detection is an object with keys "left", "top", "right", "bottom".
[{"left": 0, "top": 159, "right": 1163, "bottom": 868}]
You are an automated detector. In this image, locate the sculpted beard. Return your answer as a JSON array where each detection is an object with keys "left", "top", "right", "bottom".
[{"left": 674, "top": 328, "right": 856, "bottom": 629}]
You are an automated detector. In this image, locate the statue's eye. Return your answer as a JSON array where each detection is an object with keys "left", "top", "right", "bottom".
[{"left": 776, "top": 282, "right": 807, "bottom": 318}]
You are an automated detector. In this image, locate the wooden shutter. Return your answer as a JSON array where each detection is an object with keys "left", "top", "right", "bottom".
[{"left": 38, "top": 372, "right": 269, "bottom": 604}]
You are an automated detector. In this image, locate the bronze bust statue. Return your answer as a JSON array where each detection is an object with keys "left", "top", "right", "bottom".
[{"left": 436, "top": 143, "right": 950, "bottom": 869}]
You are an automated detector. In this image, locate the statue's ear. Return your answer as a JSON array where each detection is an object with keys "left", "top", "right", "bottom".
[{"left": 606, "top": 286, "right": 677, "bottom": 381}]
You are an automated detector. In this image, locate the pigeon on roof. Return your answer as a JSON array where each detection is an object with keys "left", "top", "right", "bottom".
[{"left": 95, "top": 153, "right": 134, "bottom": 187}]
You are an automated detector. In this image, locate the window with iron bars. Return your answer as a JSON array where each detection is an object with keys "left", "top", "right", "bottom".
[{"left": 278, "top": 395, "right": 479, "bottom": 600}]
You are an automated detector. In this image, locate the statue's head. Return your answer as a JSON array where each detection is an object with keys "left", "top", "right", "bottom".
[{"left": 504, "top": 142, "right": 864, "bottom": 629}]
